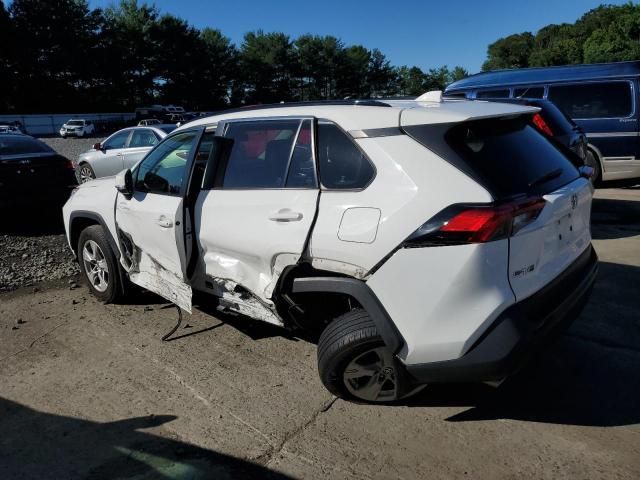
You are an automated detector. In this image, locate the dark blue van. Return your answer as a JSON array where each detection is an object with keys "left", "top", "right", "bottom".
[{"left": 445, "top": 61, "right": 640, "bottom": 183}]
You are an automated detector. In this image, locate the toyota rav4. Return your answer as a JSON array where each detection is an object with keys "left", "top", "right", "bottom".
[{"left": 62, "top": 96, "right": 598, "bottom": 403}]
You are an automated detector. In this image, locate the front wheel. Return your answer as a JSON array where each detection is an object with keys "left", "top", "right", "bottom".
[
  {"left": 77, "top": 225, "right": 124, "bottom": 303},
  {"left": 78, "top": 163, "right": 95, "bottom": 183},
  {"left": 317, "top": 310, "right": 415, "bottom": 403}
]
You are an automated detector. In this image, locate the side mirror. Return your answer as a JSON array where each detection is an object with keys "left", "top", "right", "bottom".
[
  {"left": 579, "top": 165, "right": 595, "bottom": 179},
  {"left": 115, "top": 169, "right": 133, "bottom": 197},
  {"left": 201, "top": 137, "right": 235, "bottom": 189},
  {"left": 93, "top": 142, "right": 102, "bottom": 151}
]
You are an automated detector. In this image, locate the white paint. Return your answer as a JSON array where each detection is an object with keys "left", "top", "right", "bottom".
[
  {"left": 508, "top": 178, "right": 592, "bottom": 301},
  {"left": 194, "top": 189, "right": 318, "bottom": 303},
  {"left": 367, "top": 241, "right": 515, "bottom": 364},
  {"left": 337, "top": 207, "right": 381, "bottom": 244}
]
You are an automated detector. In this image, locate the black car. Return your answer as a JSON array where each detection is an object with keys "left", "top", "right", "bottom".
[
  {"left": 468, "top": 97, "right": 589, "bottom": 169},
  {"left": 0, "top": 134, "right": 77, "bottom": 208}
]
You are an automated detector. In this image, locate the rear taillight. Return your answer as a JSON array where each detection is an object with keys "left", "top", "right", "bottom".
[
  {"left": 404, "top": 197, "right": 546, "bottom": 247},
  {"left": 531, "top": 113, "right": 553, "bottom": 137}
]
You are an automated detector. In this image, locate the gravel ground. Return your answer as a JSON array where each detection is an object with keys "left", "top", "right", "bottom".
[{"left": 0, "top": 135, "right": 103, "bottom": 291}]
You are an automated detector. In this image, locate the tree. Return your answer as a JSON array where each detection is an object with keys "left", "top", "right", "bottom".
[
  {"left": 0, "top": 1, "right": 13, "bottom": 111},
  {"left": 396, "top": 66, "right": 426, "bottom": 96},
  {"left": 482, "top": 32, "right": 535, "bottom": 71},
  {"left": 367, "top": 48, "right": 396, "bottom": 97},
  {"left": 9, "top": 0, "right": 103, "bottom": 112},
  {"left": 336, "top": 45, "right": 370, "bottom": 98},
  {"left": 240, "top": 30, "right": 295, "bottom": 104}
]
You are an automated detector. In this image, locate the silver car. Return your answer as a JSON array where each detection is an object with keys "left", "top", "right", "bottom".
[{"left": 75, "top": 125, "right": 176, "bottom": 183}]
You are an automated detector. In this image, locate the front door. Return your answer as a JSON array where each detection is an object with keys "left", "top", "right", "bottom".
[
  {"left": 92, "top": 129, "right": 132, "bottom": 178},
  {"left": 115, "top": 129, "right": 201, "bottom": 312},
  {"left": 194, "top": 118, "right": 319, "bottom": 325}
]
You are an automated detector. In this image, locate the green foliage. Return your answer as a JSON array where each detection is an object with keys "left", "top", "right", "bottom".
[
  {"left": 1, "top": 0, "right": 468, "bottom": 113},
  {"left": 483, "top": 3, "right": 640, "bottom": 71}
]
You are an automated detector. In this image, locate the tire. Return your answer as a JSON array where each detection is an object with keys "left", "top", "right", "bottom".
[
  {"left": 77, "top": 225, "right": 123, "bottom": 303},
  {"left": 317, "top": 310, "right": 413, "bottom": 403},
  {"left": 78, "top": 163, "right": 96, "bottom": 183},
  {"left": 585, "top": 150, "right": 601, "bottom": 185}
]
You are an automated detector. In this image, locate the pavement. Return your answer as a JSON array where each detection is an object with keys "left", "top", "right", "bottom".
[{"left": 0, "top": 186, "right": 639, "bottom": 479}]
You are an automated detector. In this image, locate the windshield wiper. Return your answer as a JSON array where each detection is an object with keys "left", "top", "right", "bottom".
[{"left": 528, "top": 167, "right": 563, "bottom": 189}]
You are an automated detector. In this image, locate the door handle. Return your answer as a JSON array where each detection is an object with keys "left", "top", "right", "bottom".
[
  {"left": 156, "top": 216, "right": 173, "bottom": 228},
  {"left": 269, "top": 209, "right": 303, "bottom": 222}
]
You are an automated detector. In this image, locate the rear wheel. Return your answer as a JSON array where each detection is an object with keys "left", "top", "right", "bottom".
[
  {"left": 585, "top": 150, "right": 601, "bottom": 185},
  {"left": 78, "top": 225, "right": 123, "bottom": 303},
  {"left": 78, "top": 163, "right": 95, "bottom": 183},
  {"left": 317, "top": 310, "right": 415, "bottom": 403}
]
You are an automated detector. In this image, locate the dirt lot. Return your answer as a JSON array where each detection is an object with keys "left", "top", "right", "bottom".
[{"left": 1, "top": 186, "right": 639, "bottom": 479}]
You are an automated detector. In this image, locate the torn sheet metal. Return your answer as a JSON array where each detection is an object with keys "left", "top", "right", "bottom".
[
  {"left": 207, "top": 277, "right": 283, "bottom": 327},
  {"left": 311, "top": 258, "right": 368, "bottom": 279}
]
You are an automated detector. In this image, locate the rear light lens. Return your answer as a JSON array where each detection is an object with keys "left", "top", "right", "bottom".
[
  {"left": 404, "top": 197, "right": 546, "bottom": 247},
  {"left": 531, "top": 113, "right": 553, "bottom": 137}
]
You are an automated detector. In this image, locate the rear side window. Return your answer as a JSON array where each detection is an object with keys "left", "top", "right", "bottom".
[
  {"left": 317, "top": 123, "right": 375, "bottom": 189},
  {"left": 222, "top": 119, "right": 301, "bottom": 188},
  {"left": 405, "top": 116, "right": 579, "bottom": 198},
  {"left": 514, "top": 86, "right": 544, "bottom": 98},
  {"left": 476, "top": 89, "right": 510, "bottom": 99},
  {"left": 548, "top": 81, "right": 632, "bottom": 119},
  {"left": 129, "top": 129, "right": 159, "bottom": 148},
  {"left": 0, "top": 136, "right": 52, "bottom": 155}
]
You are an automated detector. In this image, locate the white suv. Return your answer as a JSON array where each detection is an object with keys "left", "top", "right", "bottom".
[
  {"left": 62, "top": 97, "right": 598, "bottom": 403},
  {"left": 60, "top": 119, "right": 95, "bottom": 138}
]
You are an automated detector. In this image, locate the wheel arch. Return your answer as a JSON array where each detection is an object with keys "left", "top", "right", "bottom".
[
  {"left": 587, "top": 143, "right": 605, "bottom": 176},
  {"left": 290, "top": 275, "right": 405, "bottom": 355},
  {"left": 69, "top": 211, "right": 119, "bottom": 257}
]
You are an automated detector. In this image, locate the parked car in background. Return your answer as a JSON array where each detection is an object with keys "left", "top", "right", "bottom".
[
  {"left": 63, "top": 98, "right": 597, "bottom": 403},
  {"left": 445, "top": 61, "right": 640, "bottom": 184},
  {"left": 60, "top": 119, "right": 95, "bottom": 138},
  {"left": 464, "top": 97, "right": 589, "bottom": 171},
  {"left": 74, "top": 125, "right": 176, "bottom": 183},
  {"left": 138, "top": 118, "right": 161, "bottom": 126},
  {"left": 0, "top": 124, "right": 22, "bottom": 134},
  {"left": 1, "top": 133, "right": 76, "bottom": 208}
]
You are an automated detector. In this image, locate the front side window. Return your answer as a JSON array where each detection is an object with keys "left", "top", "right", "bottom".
[
  {"left": 317, "top": 123, "right": 375, "bottom": 189},
  {"left": 221, "top": 120, "right": 300, "bottom": 188},
  {"left": 548, "top": 81, "right": 633, "bottom": 119},
  {"left": 103, "top": 130, "right": 131, "bottom": 150},
  {"left": 135, "top": 132, "right": 197, "bottom": 195},
  {"left": 476, "top": 89, "right": 510, "bottom": 99},
  {"left": 129, "top": 129, "right": 159, "bottom": 148}
]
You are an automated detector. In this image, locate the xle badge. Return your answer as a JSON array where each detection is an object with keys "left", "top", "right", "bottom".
[{"left": 513, "top": 264, "right": 535, "bottom": 277}]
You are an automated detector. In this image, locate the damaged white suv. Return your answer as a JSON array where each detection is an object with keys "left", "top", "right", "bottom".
[{"left": 63, "top": 96, "right": 598, "bottom": 403}]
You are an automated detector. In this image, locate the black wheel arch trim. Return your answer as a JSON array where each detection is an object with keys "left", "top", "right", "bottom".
[
  {"left": 69, "top": 210, "right": 125, "bottom": 294},
  {"left": 292, "top": 276, "right": 405, "bottom": 354},
  {"left": 69, "top": 211, "right": 121, "bottom": 258}
]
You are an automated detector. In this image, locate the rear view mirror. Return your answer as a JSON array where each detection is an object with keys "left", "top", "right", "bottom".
[
  {"left": 115, "top": 169, "right": 133, "bottom": 197},
  {"left": 201, "top": 137, "right": 234, "bottom": 189}
]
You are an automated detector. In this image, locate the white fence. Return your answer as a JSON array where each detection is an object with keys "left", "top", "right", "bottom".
[{"left": 0, "top": 112, "right": 136, "bottom": 136}]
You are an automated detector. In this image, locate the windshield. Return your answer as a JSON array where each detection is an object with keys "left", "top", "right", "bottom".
[
  {"left": 67, "top": 120, "right": 83, "bottom": 126},
  {"left": 0, "top": 136, "right": 53, "bottom": 155}
]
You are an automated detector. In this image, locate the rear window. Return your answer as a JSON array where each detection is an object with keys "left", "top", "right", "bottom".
[
  {"left": 0, "top": 136, "right": 53, "bottom": 155},
  {"left": 476, "top": 89, "right": 510, "bottom": 99},
  {"left": 548, "top": 81, "right": 632, "bottom": 119},
  {"left": 405, "top": 116, "right": 579, "bottom": 198}
]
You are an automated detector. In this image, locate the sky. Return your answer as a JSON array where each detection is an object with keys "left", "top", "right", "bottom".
[{"left": 88, "top": 0, "right": 633, "bottom": 74}]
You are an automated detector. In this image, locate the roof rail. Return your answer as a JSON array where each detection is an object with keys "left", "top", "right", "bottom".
[{"left": 199, "top": 99, "right": 392, "bottom": 118}]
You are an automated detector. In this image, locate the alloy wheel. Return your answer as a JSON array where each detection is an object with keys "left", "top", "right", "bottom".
[
  {"left": 82, "top": 240, "right": 109, "bottom": 293},
  {"left": 343, "top": 346, "right": 398, "bottom": 402}
]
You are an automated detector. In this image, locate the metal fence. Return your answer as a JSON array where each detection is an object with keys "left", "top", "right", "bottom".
[{"left": 0, "top": 112, "right": 136, "bottom": 136}]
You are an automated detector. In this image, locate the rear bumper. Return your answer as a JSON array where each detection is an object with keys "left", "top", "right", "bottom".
[{"left": 405, "top": 244, "right": 598, "bottom": 383}]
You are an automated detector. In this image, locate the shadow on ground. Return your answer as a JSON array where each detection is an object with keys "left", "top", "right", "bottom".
[
  {"left": 403, "top": 260, "right": 640, "bottom": 428},
  {"left": 0, "top": 398, "right": 291, "bottom": 480},
  {"left": 2, "top": 205, "right": 66, "bottom": 235},
  {"left": 591, "top": 196, "right": 640, "bottom": 240}
]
